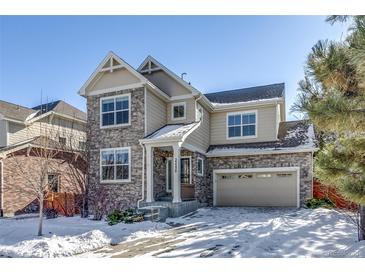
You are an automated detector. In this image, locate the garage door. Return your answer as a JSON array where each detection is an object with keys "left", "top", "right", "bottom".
[{"left": 215, "top": 169, "right": 298, "bottom": 207}]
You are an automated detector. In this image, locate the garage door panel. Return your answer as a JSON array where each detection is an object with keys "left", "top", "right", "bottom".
[{"left": 216, "top": 171, "right": 297, "bottom": 207}]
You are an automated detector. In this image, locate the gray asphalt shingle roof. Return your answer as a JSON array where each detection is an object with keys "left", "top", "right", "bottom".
[
  {"left": 0, "top": 100, "right": 36, "bottom": 122},
  {"left": 204, "top": 83, "right": 285, "bottom": 104},
  {"left": 32, "top": 100, "right": 86, "bottom": 121}
]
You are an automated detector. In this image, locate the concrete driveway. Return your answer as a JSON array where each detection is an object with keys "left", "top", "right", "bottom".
[{"left": 80, "top": 207, "right": 364, "bottom": 258}]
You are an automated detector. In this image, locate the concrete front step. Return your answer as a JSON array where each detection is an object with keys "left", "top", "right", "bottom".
[
  {"left": 138, "top": 206, "right": 169, "bottom": 222},
  {"left": 140, "top": 200, "right": 201, "bottom": 218}
]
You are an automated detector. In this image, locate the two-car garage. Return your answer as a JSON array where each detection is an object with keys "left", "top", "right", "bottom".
[{"left": 213, "top": 167, "right": 300, "bottom": 208}]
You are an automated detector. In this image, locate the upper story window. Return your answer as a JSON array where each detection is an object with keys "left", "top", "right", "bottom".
[
  {"left": 171, "top": 102, "right": 186, "bottom": 120},
  {"left": 227, "top": 111, "right": 257, "bottom": 139},
  {"left": 59, "top": 137, "right": 66, "bottom": 145},
  {"left": 100, "top": 147, "right": 131, "bottom": 183},
  {"left": 101, "top": 94, "right": 130, "bottom": 128}
]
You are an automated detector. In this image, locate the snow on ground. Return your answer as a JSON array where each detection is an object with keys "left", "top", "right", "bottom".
[
  {"left": 0, "top": 215, "right": 169, "bottom": 258},
  {"left": 149, "top": 207, "right": 365, "bottom": 258},
  {"left": 1, "top": 207, "right": 365, "bottom": 258}
]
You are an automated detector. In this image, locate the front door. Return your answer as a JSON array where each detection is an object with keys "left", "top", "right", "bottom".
[{"left": 166, "top": 157, "right": 191, "bottom": 192}]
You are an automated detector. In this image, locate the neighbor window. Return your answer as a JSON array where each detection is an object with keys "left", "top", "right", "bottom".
[
  {"left": 101, "top": 95, "right": 130, "bottom": 127},
  {"left": 172, "top": 102, "right": 186, "bottom": 120},
  {"left": 59, "top": 137, "right": 66, "bottom": 145},
  {"left": 48, "top": 174, "right": 59, "bottom": 192},
  {"left": 227, "top": 111, "right": 256, "bottom": 138},
  {"left": 100, "top": 147, "right": 130, "bottom": 182},
  {"left": 197, "top": 157, "right": 204, "bottom": 176}
]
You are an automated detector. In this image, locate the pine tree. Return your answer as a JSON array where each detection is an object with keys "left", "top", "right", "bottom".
[{"left": 292, "top": 16, "right": 365, "bottom": 240}]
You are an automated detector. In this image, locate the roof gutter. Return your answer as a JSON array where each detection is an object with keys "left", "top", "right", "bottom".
[
  {"left": 211, "top": 97, "right": 285, "bottom": 112},
  {"left": 206, "top": 147, "right": 319, "bottom": 158}
]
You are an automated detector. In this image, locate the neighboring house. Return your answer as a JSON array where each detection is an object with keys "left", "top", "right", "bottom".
[
  {"left": 0, "top": 100, "right": 87, "bottom": 216},
  {"left": 79, "top": 51, "right": 317, "bottom": 216}
]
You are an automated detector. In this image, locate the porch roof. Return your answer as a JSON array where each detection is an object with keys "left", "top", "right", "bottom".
[{"left": 141, "top": 122, "right": 200, "bottom": 144}]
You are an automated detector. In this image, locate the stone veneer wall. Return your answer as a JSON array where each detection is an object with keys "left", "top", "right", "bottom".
[
  {"left": 87, "top": 87, "right": 145, "bottom": 213},
  {"left": 207, "top": 152, "right": 313, "bottom": 206}
]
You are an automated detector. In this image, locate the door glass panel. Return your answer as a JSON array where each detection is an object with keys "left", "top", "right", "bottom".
[{"left": 181, "top": 158, "right": 190, "bottom": 184}]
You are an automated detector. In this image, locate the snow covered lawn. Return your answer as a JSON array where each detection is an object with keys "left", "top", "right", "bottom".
[
  {"left": 84, "top": 207, "right": 365, "bottom": 258},
  {"left": 0, "top": 215, "right": 169, "bottom": 258},
  {"left": 1, "top": 207, "right": 365, "bottom": 258}
]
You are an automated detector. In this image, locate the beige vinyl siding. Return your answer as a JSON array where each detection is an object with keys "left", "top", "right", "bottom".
[
  {"left": 86, "top": 68, "right": 141, "bottom": 93},
  {"left": 185, "top": 103, "right": 210, "bottom": 152},
  {"left": 7, "top": 117, "right": 86, "bottom": 147},
  {"left": 144, "top": 71, "right": 191, "bottom": 97},
  {"left": 8, "top": 122, "right": 27, "bottom": 145},
  {"left": 145, "top": 89, "right": 167, "bottom": 135},
  {"left": 210, "top": 105, "right": 278, "bottom": 145},
  {"left": 167, "top": 98, "right": 196, "bottom": 124}
]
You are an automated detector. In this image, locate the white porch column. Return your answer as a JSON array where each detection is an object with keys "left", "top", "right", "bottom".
[
  {"left": 172, "top": 143, "right": 182, "bottom": 203},
  {"left": 145, "top": 145, "right": 154, "bottom": 203}
]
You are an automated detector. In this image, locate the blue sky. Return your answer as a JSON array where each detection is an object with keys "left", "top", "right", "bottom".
[{"left": 0, "top": 16, "right": 348, "bottom": 120}]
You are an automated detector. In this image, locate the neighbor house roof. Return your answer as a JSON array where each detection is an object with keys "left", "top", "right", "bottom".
[
  {"left": 32, "top": 100, "right": 87, "bottom": 121},
  {"left": 204, "top": 83, "right": 285, "bottom": 104},
  {"left": 0, "top": 100, "right": 37, "bottom": 122},
  {"left": 206, "top": 120, "right": 317, "bottom": 157},
  {"left": 141, "top": 122, "right": 200, "bottom": 144},
  {"left": 0, "top": 99, "right": 86, "bottom": 124}
]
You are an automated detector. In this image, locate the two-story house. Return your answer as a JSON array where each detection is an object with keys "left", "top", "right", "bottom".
[
  {"left": 79, "top": 52, "right": 317, "bottom": 217},
  {"left": 0, "top": 100, "right": 87, "bottom": 216}
]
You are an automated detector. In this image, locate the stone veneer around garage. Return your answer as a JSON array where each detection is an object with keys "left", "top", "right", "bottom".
[
  {"left": 206, "top": 152, "right": 313, "bottom": 206},
  {"left": 87, "top": 87, "right": 145, "bottom": 213}
]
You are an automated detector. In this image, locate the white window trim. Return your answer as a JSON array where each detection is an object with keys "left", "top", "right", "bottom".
[
  {"left": 197, "top": 157, "right": 204, "bottom": 176},
  {"left": 171, "top": 102, "right": 186, "bottom": 121},
  {"left": 100, "top": 146, "right": 131, "bottom": 183},
  {"left": 100, "top": 93, "right": 131, "bottom": 129},
  {"left": 226, "top": 109, "right": 258, "bottom": 140}
]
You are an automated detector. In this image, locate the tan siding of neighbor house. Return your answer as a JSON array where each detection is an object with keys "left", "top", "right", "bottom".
[
  {"left": 144, "top": 70, "right": 191, "bottom": 97},
  {"left": 167, "top": 98, "right": 196, "bottom": 124},
  {"left": 0, "top": 120, "right": 8, "bottom": 147},
  {"left": 8, "top": 117, "right": 86, "bottom": 147},
  {"left": 185, "top": 103, "right": 210, "bottom": 152},
  {"left": 145, "top": 89, "right": 167, "bottom": 135},
  {"left": 86, "top": 68, "right": 141, "bottom": 93},
  {"left": 210, "top": 104, "right": 278, "bottom": 145}
]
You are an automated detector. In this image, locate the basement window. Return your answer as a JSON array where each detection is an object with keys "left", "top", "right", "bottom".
[{"left": 277, "top": 173, "right": 293, "bottom": 177}]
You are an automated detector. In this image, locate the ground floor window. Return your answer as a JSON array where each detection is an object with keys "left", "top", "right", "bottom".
[
  {"left": 100, "top": 147, "right": 131, "bottom": 182},
  {"left": 48, "top": 174, "right": 59, "bottom": 192},
  {"left": 197, "top": 157, "right": 204, "bottom": 176}
]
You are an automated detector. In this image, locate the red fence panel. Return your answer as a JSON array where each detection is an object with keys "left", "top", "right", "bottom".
[{"left": 313, "top": 180, "right": 358, "bottom": 210}]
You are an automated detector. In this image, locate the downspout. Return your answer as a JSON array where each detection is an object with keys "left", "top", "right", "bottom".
[
  {"left": 137, "top": 143, "right": 145, "bottom": 210},
  {"left": 0, "top": 159, "right": 3, "bottom": 217}
]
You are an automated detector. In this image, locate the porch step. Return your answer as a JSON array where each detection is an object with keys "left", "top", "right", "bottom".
[{"left": 138, "top": 206, "right": 169, "bottom": 222}]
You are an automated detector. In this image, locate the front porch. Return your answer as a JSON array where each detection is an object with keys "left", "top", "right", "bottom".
[{"left": 146, "top": 145, "right": 196, "bottom": 204}]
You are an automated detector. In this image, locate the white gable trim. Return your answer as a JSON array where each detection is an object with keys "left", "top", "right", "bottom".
[{"left": 78, "top": 51, "right": 147, "bottom": 97}]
